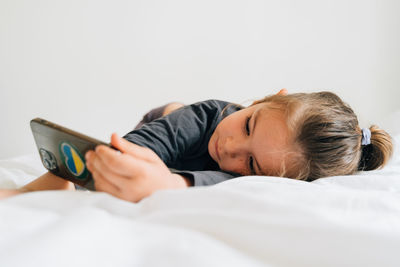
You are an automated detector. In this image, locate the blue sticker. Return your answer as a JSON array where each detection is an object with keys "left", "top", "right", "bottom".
[{"left": 59, "top": 142, "right": 88, "bottom": 180}]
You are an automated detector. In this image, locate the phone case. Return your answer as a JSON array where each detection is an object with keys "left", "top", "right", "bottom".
[{"left": 30, "top": 118, "right": 110, "bottom": 191}]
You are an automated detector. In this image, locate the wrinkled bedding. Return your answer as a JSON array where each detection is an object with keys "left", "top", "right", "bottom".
[{"left": 0, "top": 135, "right": 399, "bottom": 267}]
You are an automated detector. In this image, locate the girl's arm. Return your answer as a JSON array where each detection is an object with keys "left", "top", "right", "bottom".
[
  {"left": 85, "top": 133, "right": 191, "bottom": 203},
  {"left": 0, "top": 171, "right": 76, "bottom": 200},
  {"left": 21, "top": 171, "right": 76, "bottom": 192}
]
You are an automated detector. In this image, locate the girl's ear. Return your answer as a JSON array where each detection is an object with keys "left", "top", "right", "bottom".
[
  {"left": 251, "top": 88, "right": 288, "bottom": 105},
  {"left": 277, "top": 88, "right": 288, "bottom": 96}
]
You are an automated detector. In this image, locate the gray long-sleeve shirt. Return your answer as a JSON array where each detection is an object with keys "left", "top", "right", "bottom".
[{"left": 123, "top": 100, "right": 242, "bottom": 186}]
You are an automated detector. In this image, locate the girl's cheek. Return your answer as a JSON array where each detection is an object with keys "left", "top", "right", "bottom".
[{"left": 220, "top": 159, "right": 245, "bottom": 175}]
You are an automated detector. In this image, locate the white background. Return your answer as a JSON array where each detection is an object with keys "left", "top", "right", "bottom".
[{"left": 1, "top": 0, "right": 399, "bottom": 159}]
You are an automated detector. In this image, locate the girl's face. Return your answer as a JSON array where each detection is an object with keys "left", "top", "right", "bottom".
[{"left": 208, "top": 103, "right": 294, "bottom": 176}]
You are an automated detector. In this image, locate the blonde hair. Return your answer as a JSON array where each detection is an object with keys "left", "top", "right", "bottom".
[{"left": 252, "top": 91, "right": 393, "bottom": 181}]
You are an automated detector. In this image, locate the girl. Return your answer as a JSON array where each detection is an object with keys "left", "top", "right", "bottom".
[{"left": 0, "top": 89, "right": 393, "bottom": 202}]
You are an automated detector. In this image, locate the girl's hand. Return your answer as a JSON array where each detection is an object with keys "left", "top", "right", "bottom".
[{"left": 85, "top": 133, "right": 189, "bottom": 202}]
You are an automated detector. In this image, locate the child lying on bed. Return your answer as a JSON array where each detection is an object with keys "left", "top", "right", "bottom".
[{"left": 0, "top": 89, "right": 393, "bottom": 202}]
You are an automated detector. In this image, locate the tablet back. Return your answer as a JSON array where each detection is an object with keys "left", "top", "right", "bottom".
[{"left": 30, "top": 118, "right": 108, "bottom": 190}]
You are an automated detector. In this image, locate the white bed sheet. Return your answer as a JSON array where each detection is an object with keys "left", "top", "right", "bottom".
[{"left": 0, "top": 135, "right": 399, "bottom": 267}]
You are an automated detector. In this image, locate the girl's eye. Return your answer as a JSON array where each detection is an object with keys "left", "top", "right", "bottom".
[
  {"left": 249, "top": 156, "right": 256, "bottom": 175},
  {"left": 245, "top": 116, "right": 251, "bottom": 135},
  {"left": 245, "top": 116, "right": 255, "bottom": 174}
]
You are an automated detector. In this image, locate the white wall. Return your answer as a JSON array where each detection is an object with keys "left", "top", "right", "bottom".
[{"left": 1, "top": 0, "right": 399, "bottom": 159}]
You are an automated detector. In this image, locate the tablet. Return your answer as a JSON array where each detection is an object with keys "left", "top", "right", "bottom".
[{"left": 30, "top": 118, "right": 109, "bottom": 191}]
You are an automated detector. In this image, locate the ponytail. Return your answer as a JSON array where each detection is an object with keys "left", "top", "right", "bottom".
[{"left": 358, "top": 125, "right": 393, "bottom": 171}]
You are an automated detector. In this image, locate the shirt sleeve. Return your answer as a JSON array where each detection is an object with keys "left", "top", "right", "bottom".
[
  {"left": 171, "top": 170, "right": 240, "bottom": 186},
  {"left": 123, "top": 100, "right": 229, "bottom": 169}
]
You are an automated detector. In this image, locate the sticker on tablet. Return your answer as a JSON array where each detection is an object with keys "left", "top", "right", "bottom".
[
  {"left": 59, "top": 141, "right": 88, "bottom": 179},
  {"left": 39, "top": 148, "right": 58, "bottom": 171}
]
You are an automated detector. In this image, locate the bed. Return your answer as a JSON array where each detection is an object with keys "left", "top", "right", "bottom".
[{"left": 0, "top": 133, "right": 399, "bottom": 267}]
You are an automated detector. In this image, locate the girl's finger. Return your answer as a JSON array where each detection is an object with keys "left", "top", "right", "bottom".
[
  {"left": 92, "top": 170, "right": 141, "bottom": 202},
  {"left": 88, "top": 148, "right": 127, "bottom": 178},
  {"left": 91, "top": 170, "right": 121, "bottom": 194},
  {"left": 93, "top": 145, "right": 152, "bottom": 177},
  {"left": 88, "top": 152, "right": 140, "bottom": 191},
  {"left": 110, "top": 133, "right": 157, "bottom": 160}
]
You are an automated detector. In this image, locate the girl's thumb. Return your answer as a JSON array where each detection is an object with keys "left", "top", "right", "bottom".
[
  {"left": 110, "top": 133, "right": 150, "bottom": 157},
  {"left": 110, "top": 133, "right": 127, "bottom": 153}
]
